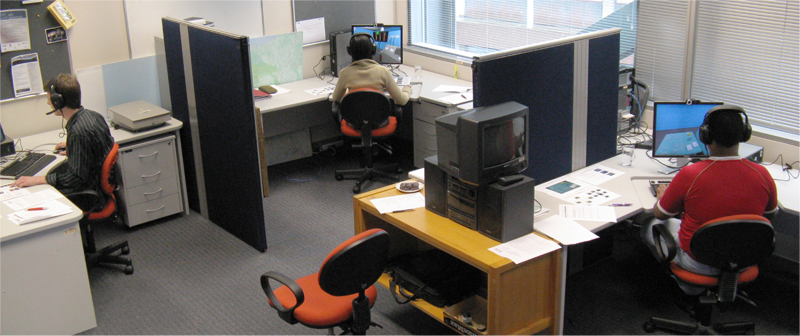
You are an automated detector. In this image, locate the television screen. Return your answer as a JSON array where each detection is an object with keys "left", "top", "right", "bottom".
[
  {"left": 351, "top": 24, "right": 403, "bottom": 65},
  {"left": 483, "top": 117, "right": 526, "bottom": 168},
  {"left": 652, "top": 101, "right": 723, "bottom": 158}
]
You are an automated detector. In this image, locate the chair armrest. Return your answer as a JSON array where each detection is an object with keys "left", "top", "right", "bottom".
[
  {"left": 652, "top": 223, "right": 677, "bottom": 263},
  {"left": 393, "top": 104, "right": 403, "bottom": 122},
  {"left": 62, "top": 189, "right": 104, "bottom": 215},
  {"left": 260, "top": 271, "right": 304, "bottom": 325},
  {"left": 332, "top": 102, "right": 341, "bottom": 123}
]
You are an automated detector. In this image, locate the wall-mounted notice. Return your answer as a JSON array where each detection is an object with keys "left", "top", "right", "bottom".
[
  {"left": 295, "top": 17, "right": 325, "bottom": 44},
  {"left": 10, "top": 52, "right": 43, "bottom": 98},
  {"left": 0, "top": 9, "right": 32, "bottom": 53}
]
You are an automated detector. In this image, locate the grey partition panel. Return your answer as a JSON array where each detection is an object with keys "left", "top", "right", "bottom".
[
  {"left": 472, "top": 30, "right": 620, "bottom": 184},
  {"left": 292, "top": 0, "right": 376, "bottom": 38},
  {"left": 0, "top": 0, "right": 71, "bottom": 100},
  {"left": 162, "top": 18, "right": 267, "bottom": 252}
]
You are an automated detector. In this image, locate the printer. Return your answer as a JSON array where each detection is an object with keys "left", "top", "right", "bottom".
[{"left": 108, "top": 101, "right": 171, "bottom": 132}]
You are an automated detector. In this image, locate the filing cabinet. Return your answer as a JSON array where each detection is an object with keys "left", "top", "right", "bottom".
[
  {"left": 116, "top": 134, "right": 184, "bottom": 227},
  {"left": 412, "top": 100, "right": 459, "bottom": 168}
]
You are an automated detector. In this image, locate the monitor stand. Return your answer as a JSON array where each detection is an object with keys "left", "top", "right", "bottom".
[{"left": 657, "top": 157, "right": 688, "bottom": 175}]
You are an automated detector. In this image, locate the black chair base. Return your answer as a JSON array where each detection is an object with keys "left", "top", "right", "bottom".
[
  {"left": 336, "top": 162, "right": 402, "bottom": 193},
  {"left": 643, "top": 316, "right": 755, "bottom": 335},
  {"left": 86, "top": 239, "right": 134, "bottom": 275}
]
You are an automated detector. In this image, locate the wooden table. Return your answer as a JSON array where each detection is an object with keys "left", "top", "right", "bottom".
[{"left": 353, "top": 184, "right": 562, "bottom": 335}]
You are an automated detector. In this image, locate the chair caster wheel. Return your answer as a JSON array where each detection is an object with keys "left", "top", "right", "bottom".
[
  {"left": 124, "top": 265, "right": 134, "bottom": 275},
  {"left": 353, "top": 186, "right": 361, "bottom": 194},
  {"left": 642, "top": 321, "right": 655, "bottom": 333},
  {"left": 121, "top": 246, "right": 130, "bottom": 255},
  {"left": 335, "top": 174, "right": 344, "bottom": 181}
]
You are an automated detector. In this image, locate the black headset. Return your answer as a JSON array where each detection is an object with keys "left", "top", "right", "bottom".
[
  {"left": 346, "top": 32, "right": 377, "bottom": 56},
  {"left": 47, "top": 83, "right": 65, "bottom": 115},
  {"left": 698, "top": 104, "right": 752, "bottom": 145}
]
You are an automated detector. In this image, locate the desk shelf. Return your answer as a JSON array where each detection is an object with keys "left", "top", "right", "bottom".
[{"left": 354, "top": 185, "right": 561, "bottom": 335}]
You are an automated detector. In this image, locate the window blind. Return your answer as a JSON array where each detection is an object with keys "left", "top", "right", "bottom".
[{"left": 633, "top": 0, "right": 690, "bottom": 101}]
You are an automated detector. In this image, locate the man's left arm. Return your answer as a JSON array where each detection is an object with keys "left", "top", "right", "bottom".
[{"left": 763, "top": 177, "right": 780, "bottom": 220}]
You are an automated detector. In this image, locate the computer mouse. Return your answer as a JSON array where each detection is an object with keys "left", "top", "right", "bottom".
[
  {"left": 53, "top": 149, "right": 65, "bottom": 155},
  {"left": 258, "top": 85, "right": 277, "bottom": 94}
]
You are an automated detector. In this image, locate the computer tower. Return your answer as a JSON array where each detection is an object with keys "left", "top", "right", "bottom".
[
  {"left": 424, "top": 156, "right": 448, "bottom": 217},
  {"left": 330, "top": 30, "right": 352, "bottom": 77},
  {"left": 476, "top": 175, "right": 535, "bottom": 242}
]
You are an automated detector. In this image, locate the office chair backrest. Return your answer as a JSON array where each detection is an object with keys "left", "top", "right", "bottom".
[
  {"left": 340, "top": 88, "right": 393, "bottom": 131},
  {"left": 690, "top": 214, "right": 774, "bottom": 271},
  {"left": 88, "top": 143, "right": 119, "bottom": 220},
  {"left": 319, "top": 228, "right": 389, "bottom": 296}
]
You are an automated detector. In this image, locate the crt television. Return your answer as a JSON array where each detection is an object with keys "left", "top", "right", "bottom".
[
  {"left": 436, "top": 101, "right": 529, "bottom": 186},
  {"left": 351, "top": 24, "right": 403, "bottom": 65},
  {"left": 652, "top": 101, "right": 723, "bottom": 159}
]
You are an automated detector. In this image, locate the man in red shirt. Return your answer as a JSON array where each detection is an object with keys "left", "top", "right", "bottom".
[{"left": 642, "top": 105, "right": 779, "bottom": 294}]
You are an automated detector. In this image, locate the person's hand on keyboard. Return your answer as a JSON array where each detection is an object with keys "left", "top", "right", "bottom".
[
  {"left": 11, "top": 175, "right": 46, "bottom": 188},
  {"left": 655, "top": 183, "right": 669, "bottom": 200}
]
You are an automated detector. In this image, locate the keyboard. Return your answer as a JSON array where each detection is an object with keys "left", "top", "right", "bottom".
[
  {"left": 649, "top": 180, "right": 671, "bottom": 197},
  {"left": 395, "top": 76, "right": 411, "bottom": 86},
  {"left": 1, "top": 152, "right": 57, "bottom": 178}
]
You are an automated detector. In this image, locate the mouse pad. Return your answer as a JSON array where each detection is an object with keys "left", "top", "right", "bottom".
[{"left": 656, "top": 131, "right": 705, "bottom": 156}]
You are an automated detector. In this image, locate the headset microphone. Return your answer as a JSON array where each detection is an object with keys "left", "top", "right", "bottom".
[{"left": 46, "top": 108, "right": 59, "bottom": 115}]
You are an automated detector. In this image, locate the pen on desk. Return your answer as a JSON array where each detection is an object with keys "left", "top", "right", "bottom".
[
  {"left": 610, "top": 203, "right": 632, "bottom": 207},
  {"left": 392, "top": 209, "right": 415, "bottom": 213},
  {"left": 461, "top": 94, "right": 467, "bottom": 99},
  {"left": 27, "top": 207, "right": 48, "bottom": 211}
]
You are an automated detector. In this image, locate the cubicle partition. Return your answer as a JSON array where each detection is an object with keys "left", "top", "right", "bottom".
[
  {"left": 162, "top": 18, "right": 267, "bottom": 252},
  {"left": 472, "top": 29, "right": 621, "bottom": 183}
]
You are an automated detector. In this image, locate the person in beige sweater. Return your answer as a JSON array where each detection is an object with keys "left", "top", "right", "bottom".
[{"left": 331, "top": 33, "right": 412, "bottom": 107}]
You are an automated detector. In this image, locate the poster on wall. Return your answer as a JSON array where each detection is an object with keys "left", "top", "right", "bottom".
[
  {"left": 10, "top": 52, "right": 44, "bottom": 98},
  {"left": 0, "top": 9, "right": 32, "bottom": 53}
]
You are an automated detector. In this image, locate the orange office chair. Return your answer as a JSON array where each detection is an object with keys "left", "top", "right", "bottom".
[
  {"left": 333, "top": 88, "right": 403, "bottom": 193},
  {"left": 65, "top": 143, "right": 133, "bottom": 274},
  {"left": 643, "top": 214, "right": 775, "bottom": 334},
  {"left": 261, "top": 229, "right": 389, "bottom": 334}
]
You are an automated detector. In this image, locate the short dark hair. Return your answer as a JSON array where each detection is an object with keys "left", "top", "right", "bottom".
[
  {"left": 707, "top": 109, "right": 745, "bottom": 148},
  {"left": 46, "top": 73, "right": 81, "bottom": 109},
  {"left": 349, "top": 34, "right": 375, "bottom": 61}
]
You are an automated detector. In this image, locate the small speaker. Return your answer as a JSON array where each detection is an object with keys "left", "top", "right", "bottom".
[
  {"left": 330, "top": 30, "right": 352, "bottom": 77},
  {"left": 424, "top": 156, "right": 448, "bottom": 217},
  {"left": 477, "top": 175, "right": 535, "bottom": 242}
]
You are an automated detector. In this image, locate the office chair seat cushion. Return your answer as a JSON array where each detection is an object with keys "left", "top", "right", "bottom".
[
  {"left": 271, "top": 274, "right": 377, "bottom": 327},
  {"left": 670, "top": 262, "right": 759, "bottom": 287},
  {"left": 340, "top": 116, "right": 397, "bottom": 137},
  {"left": 86, "top": 197, "right": 116, "bottom": 221}
]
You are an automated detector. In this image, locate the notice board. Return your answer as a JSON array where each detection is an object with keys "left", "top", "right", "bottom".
[{"left": 292, "top": 0, "right": 376, "bottom": 39}]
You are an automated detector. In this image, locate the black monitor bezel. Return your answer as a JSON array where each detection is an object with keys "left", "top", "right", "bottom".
[
  {"left": 651, "top": 101, "right": 724, "bottom": 159},
  {"left": 350, "top": 24, "right": 403, "bottom": 65}
]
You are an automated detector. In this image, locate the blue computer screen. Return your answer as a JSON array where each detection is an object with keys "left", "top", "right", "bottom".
[
  {"left": 352, "top": 25, "right": 402, "bottom": 64},
  {"left": 652, "top": 102, "right": 722, "bottom": 157}
]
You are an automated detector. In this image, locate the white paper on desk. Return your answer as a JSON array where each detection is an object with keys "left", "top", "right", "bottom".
[
  {"left": 536, "top": 178, "right": 620, "bottom": 205},
  {"left": 534, "top": 215, "right": 599, "bottom": 245},
  {"left": 570, "top": 164, "right": 625, "bottom": 185},
  {"left": 559, "top": 204, "right": 617, "bottom": 222},
  {"left": 267, "top": 85, "right": 291, "bottom": 96},
  {"left": 488, "top": 233, "right": 561, "bottom": 264},
  {"left": 295, "top": 17, "right": 326, "bottom": 44},
  {"left": 439, "top": 92, "right": 472, "bottom": 105},
  {"left": 370, "top": 192, "right": 425, "bottom": 214},
  {"left": 432, "top": 85, "right": 470, "bottom": 93},
  {"left": 7, "top": 199, "right": 72, "bottom": 225},
  {"left": 0, "top": 185, "right": 32, "bottom": 201},
  {"left": 3, "top": 188, "right": 62, "bottom": 211}
]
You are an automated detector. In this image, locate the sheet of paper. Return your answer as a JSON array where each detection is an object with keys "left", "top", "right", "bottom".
[
  {"left": 534, "top": 215, "right": 599, "bottom": 245},
  {"left": 0, "top": 184, "right": 32, "bottom": 201},
  {"left": 7, "top": 199, "right": 72, "bottom": 225},
  {"left": 295, "top": 17, "right": 326, "bottom": 44},
  {"left": 570, "top": 164, "right": 625, "bottom": 185},
  {"left": 432, "top": 85, "right": 470, "bottom": 93},
  {"left": 488, "top": 233, "right": 561, "bottom": 264},
  {"left": 10, "top": 53, "right": 44, "bottom": 98},
  {"left": 0, "top": 9, "right": 32, "bottom": 53},
  {"left": 267, "top": 85, "right": 291, "bottom": 96},
  {"left": 3, "top": 188, "right": 63, "bottom": 211},
  {"left": 534, "top": 207, "right": 550, "bottom": 219},
  {"left": 370, "top": 192, "right": 425, "bottom": 214},
  {"left": 439, "top": 91, "right": 472, "bottom": 105},
  {"left": 304, "top": 85, "right": 335, "bottom": 96},
  {"left": 558, "top": 204, "right": 618, "bottom": 222},
  {"left": 535, "top": 178, "right": 620, "bottom": 205}
]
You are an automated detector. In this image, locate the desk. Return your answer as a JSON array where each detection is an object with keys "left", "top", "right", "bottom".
[
  {"left": 353, "top": 185, "right": 561, "bottom": 335},
  {"left": 4, "top": 118, "right": 189, "bottom": 227},
  {"left": 0, "top": 184, "right": 95, "bottom": 335},
  {"left": 254, "top": 65, "right": 473, "bottom": 167}
]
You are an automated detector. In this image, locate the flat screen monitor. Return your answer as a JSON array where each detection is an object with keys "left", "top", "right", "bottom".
[
  {"left": 436, "top": 101, "right": 529, "bottom": 186},
  {"left": 652, "top": 101, "right": 723, "bottom": 159},
  {"left": 351, "top": 24, "right": 403, "bottom": 65}
]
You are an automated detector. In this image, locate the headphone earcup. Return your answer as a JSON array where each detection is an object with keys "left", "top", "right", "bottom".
[
  {"left": 698, "top": 124, "right": 712, "bottom": 145},
  {"left": 742, "top": 122, "right": 752, "bottom": 142},
  {"left": 50, "top": 92, "right": 64, "bottom": 110},
  {"left": 346, "top": 45, "right": 352, "bottom": 56},
  {"left": 371, "top": 43, "right": 377, "bottom": 55}
]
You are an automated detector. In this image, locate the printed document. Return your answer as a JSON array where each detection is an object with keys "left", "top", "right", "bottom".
[
  {"left": 7, "top": 199, "right": 72, "bottom": 225},
  {"left": 534, "top": 215, "right": 599, "bottom": 245},
  {"left": 558, "top": 204, "right": 617, "bottom": 222},
  {"left": 370, "top": 192, "right": 425, "bottom": 214},
  {"left": 488, "top": 233, "right": 561, "bottom": 264}
]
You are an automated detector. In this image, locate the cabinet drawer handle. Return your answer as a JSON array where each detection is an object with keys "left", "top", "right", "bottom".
[
  {"left": 143, "top": 188, "right": 164, "bottom": 196},
  {"left": 138, "top": 151, "right": 159, "bottom": 158},
  {"left": 146, "top": 205, "right": 166, "bottom": 213},
  {"left": 141, "top": 171, "right": 162, "bottom": 178}
]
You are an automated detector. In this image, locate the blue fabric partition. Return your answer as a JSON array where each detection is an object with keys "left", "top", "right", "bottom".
[
  {"left": 163, "top": 18, "right": 267, "bottom": 252},
  {"left": 472, "top": 29, "right": 620, "bottom": 184}
]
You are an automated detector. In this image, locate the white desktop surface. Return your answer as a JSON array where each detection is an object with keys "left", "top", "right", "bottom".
[{"left": 1, "top": 184, "right": 96, "bottom": 335}]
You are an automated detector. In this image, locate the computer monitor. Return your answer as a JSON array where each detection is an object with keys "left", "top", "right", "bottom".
[
  {"left": 652, "top": 101, "right": 723, "bottom": 159},
  {"left": 351, "top": 24, "right": 403, "bottom": 65},
  {"left": 435, "top": 101, "right": 529, "bottom": 186},
  {"left": 0, "top": 122, "right": 15, "bottom": 156}
]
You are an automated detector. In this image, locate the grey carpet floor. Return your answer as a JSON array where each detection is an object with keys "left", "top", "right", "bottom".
[{"left": 80, "top": 148, "right": 798, "bottom": 335}]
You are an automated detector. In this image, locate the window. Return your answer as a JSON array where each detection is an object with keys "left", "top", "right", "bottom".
[
  {"left": 636, "top": 0, "right": 799, "bottom": 136},
  {"left": 408, "top": 0, "right": 637, "bottom": 65}
]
